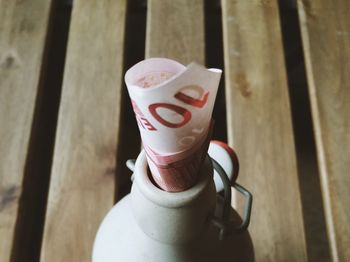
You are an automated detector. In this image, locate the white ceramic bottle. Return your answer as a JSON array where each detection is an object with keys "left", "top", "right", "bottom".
[{"left": 93, "top": 144, "right": 254, "bottom": 262}]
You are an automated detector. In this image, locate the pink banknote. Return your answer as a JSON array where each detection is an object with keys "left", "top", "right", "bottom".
[{"left": 125, "top": 58, "right": 222, "bottom": 192}]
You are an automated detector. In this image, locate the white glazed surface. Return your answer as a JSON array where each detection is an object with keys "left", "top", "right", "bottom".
[
  {"left": 131, "top": 151, "right": 216, "bottom": 244},
  {"left": 93, "top": 150, "right": 254, "bottom": 262}
]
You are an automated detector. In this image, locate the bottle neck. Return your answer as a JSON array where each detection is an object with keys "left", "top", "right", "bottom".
[{"left": 131, "top": 150, "right": 217, "bottom": 244}]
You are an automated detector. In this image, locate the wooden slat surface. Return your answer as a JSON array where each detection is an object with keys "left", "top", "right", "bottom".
[
  {"left": 222, "top": 1, "right": 308, "bottom": 261},
  {"left": 0, "top": 1, "right": 53, "bottom": 261},
  {"left": 40, "top": 0, "right": 126, "bottom": 261},
  {"left": 298, "top": 0, "right": 350, "bottom": 261},
  {"left": 146, "top": 0, "right": 205, "bottom": 64},
  {"left": 2, "top": 0, "right": 346, "bottom": 260}
]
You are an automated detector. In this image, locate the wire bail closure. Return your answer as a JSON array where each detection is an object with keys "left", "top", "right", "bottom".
[{"left": 210, "top": 158, "right": 253, "bottom": 240}]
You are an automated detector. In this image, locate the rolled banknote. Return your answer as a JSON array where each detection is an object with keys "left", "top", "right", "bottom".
[{"left": 125, "top": 58, "right": 222, "bottom": 192}]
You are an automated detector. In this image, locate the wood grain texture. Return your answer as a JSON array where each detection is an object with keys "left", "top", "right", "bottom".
[
  {"left": 146, "top": 0, "right": 205, "bottom": 64},
  {"left": 40, "top": 0, "right": 126, "bottom": 261},
  {"left": 298, "top": 0, "right": 350, "bottom": 261},
  {"left": 222, "top": 1, "right": 308, "bottom": 261},
  {"left": 0, "top": 1, "right": 52, "bottom": 261}
]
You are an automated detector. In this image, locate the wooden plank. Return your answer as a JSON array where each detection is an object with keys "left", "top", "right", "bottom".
[
  {"left": 146, "top": 0, "right": 205, "bottom": 64},
  {"left": 0, "top": 1, "right": 53, "bottom": 261},
  {"left": 222, "top": 1, "right": 307, "bottom": 261},
  {"left": 297, "top": 0, "right": 350, "bottom": 261},
  {"left": 40, "top": 0, "right": 127, "bottom": 260}
]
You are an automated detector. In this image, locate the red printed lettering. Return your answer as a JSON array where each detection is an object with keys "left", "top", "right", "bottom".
[
  {"left": 174, "top": 85, "right": 209, "bottom": 108},
  {"left": 131, "top": 100, "right": 157, "bottom": 131},
  {"left": 149, "top": 103, "right": 191, "bottom": 128},
  {"left": 141, "top": 117, "right": 157, "bottom": 131}
]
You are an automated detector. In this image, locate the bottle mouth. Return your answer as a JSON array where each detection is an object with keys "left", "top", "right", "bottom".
[
  {"left": 134, "top": 150, "right": 213, "bottom": 208},
  {"left": 124, "top": 57, "right": 185, "bottom": 90}
]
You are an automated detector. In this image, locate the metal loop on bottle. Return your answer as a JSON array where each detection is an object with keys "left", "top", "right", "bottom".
[{"left": 210, "top": 158, "right": 253, "bottom": 240}]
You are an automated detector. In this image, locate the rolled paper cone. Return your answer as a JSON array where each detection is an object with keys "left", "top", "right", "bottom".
[
  {"left": 144, "top": 121, "right": 214, "bottom": 191},
  {"left": 125, "top": 58, "right": 222, "bottom": 192}
]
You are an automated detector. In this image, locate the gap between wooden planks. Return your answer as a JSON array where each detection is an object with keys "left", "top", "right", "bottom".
[
  {"left": 222, "top": 0, "right": 308, "bottom": 261},
  {"left": 40, "top": 0, "right": 127, "bottom": 261},
  {"left": 298, "top": 0, "right": 350, "bottom": 261},
  {"left": 0, "top": 1, "right": 53, "bottom": 261}
]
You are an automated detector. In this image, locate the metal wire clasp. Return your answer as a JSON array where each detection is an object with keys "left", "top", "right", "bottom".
[{"left": 210, "top": 158, "right": 253, "bottom": 240}]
